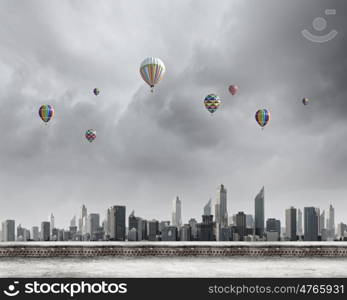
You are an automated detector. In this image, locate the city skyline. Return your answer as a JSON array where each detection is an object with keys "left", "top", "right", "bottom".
[{"left": 1, "top": 184, "right": 346, "bottom": 242}]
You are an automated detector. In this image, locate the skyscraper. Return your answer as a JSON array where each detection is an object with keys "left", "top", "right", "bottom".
[
  {"left": 304, "top": 207, "right": 318, "bottom": 241},
  {"left": 172, "top": 196, "right": 182, "bottom": 227},
  {"left": 87, "top": 213, "right": 100, "bottom": 240},
  {"left": 70, "top": 215, "right": 76, "bottom": 227},
  {"left": 1, "top": 220, "right": 15, "bottom": 242},
  {"left": 50, "top": 213, "right": 55, "bottom": 236},
  {"left": 215, "top": 184, "right": 228, "bottom": 227},
  {"left": 79, "top": 204, "right": 87, "bottom": 233},
  {"left": 31, "top": 226, "right": 39, "bottom": 241},
  {"left": 319, "top": 210, "right": 325, "bottom": 235},
  {"left": 204, "top": 199, "right": 212, "bottom": 216},
  {"left": 326, "top": 204, "right": 335, "bottom": 238},
  {"left": 188, "top": 218, "right": 198, "bottom": 240},
  {"left": 266, "top": 218, "right": 281, "bottom": 241},
  {"left": 254, "top": 186, "right": 265, "bottom": 237},
  {"left": 285, "top": 207, "right": 297, "bottom": 241},
  {"left": 108, "top": 205, "right": 126, "bottom": 241},
  {"left": 297, "top": 209, "right": 303, "bottom": 236},
  {"left": 41, "top": 221, "right": 50, "bottom": 241},
  {"left": 236, "top": 211, "right": 247, "bottom": 241},
  {"left": 147, "top": 220, "right": 159, "bottom": 241}
]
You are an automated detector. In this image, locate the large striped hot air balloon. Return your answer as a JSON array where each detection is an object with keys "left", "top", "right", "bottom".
[
  {"left": 204, "top": 94, "right": 221, "bottom": 114},
  {"left": 85, "top": 129, "right": 96, "bottom": 143},
  {"left": 38, "top": 105, "right": 54, "bottom": 124},
  {"left": 255, "top": 109, "right": 270, "bottom": 129},
  {"left": 139, "top": 57, "right": 166, "bottom": 92}
]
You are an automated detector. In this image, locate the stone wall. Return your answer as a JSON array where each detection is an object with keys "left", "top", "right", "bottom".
[{"left": 1, "top": 242, "right": 347, "bottom": 257}]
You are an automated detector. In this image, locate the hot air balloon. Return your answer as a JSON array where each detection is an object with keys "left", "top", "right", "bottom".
[
  {"left": 139, "top": 57, "right": 166, "bottom": 92},
  {"left": 228, "top": 85, "right": 238, "bottom": 95},
  {"left": 204, "top": 94, "right": 221, "bottom": 114},
  {"left": 85, "top": 129, "right": 96, "bottom": 143},
  {"left": 39, "top": 105, "right": 54, "bottom": 124},
  {"left": 255, "top": 109, "right": 270, "bottom": 129},
  {"left": 302, "top": 98, "right": 309, "bottom": 105},
  {"left": 93, "top": 88, "right": 100, "bottom": 96}
]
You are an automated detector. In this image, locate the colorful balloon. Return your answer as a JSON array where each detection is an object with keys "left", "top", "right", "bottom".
[
  {"left": 85, "top": 129, "right": 96, "bottom": 143},
  {"left": 302, "top": 98, "right": 309, "bottom": 105},
  {"left": 39, "top": 105, "right": 54, "bottom": 123},
  {"left": 255, "top": 109, "right": 270, "bottom": 128},
  {"left": 228, "top": 85, "right": 238, "bottom": 95},
  {"left": 93, "top": 88, "right": 100, "bottom": 96},
  {"left": 140, "top": 57, "right": 166, "bottom": 92},
  {"left": 204, "top": 94, "right": 221, "bottom": 114}
]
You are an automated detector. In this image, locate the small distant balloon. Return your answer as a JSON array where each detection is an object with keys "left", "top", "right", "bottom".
[
  {"left": 255, "top": 109, "right": 270, "bottom": 128},
  {"left": 204, "top": 94, "right": 221, "bottom": 114},
  {"left": 85, "top": 129, "right": 96, "bottom": 143},
  {"left": 228, "top": 85, "right": 238, "bottom": 95},
  {"left": 93, "top": 88, "right": 100, "bottom": 96},
  {"left": 39, "top": 105, "right": 54, "bottom": 124},
  {"left": 139, "top": 57, "right": 166, "bottom": 92},
  {"left": 302, "top": 98, "right": 309, "bottom": 105}
]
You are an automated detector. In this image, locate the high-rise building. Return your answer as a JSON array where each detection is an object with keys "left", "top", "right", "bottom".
[
  {"left": 137, "top": 217, "right": 147, "bottom": 241},
  {"left": 107, "top": 205, "right": 126, "bottom": 241},
  {"left": 266, "top": 218, "right": 281, "bottom": 233},
  {"left": 172, "top": 196, "right": 182, "bottom": 227},
  {"left": 204, "top": 199, "right": 212, "bottom": 216},
  {"left": 41, "top": 221, "right": 50, "bottom": 241},
  {"left": 87, "top": 213, "right": 100, "bottom": 240},
  {"left": 179, "top": 224, "right": 191, "bottom": 241},
  {"left": 246, "top": 215, "right": 254, "bottom": 229},
  {"left": 297, "top": 209, "right": 303, "bottom": 236},
  {"left": 319, "top": 210, "right": 325, "bottom": 235},
  {"left": 188, "top": 218, "right": 198, "bottom": 240},
  {"left": 304, "top": 207, "right": 318, "bottom": 241},
  {"left": 337, "top": 222, "right": 347, "bottom": 239},
  {"left": 161, "top": 226, "right": 178, "bottom": 241},
  {"left": 17, "top": 224, "right": 26, "bottom": 241},
  {"left": 31, "top": 226, "right": 39, "bottom": 241},
  {"left": 197, "top": 215, "right": 214, "bottom": 241},
  {"left": 1, "top": 220, "right": 15, "bottom": 242},
  {"left": 70, "top": 215, "right": 76, "bottom": 227},
  {"left": 285, "top": 207, "right": 297, "bottom": 241},
  {"left": 79, "top": 204, "right": 87, "bottom": 233},
  {"left": 326, "top": 204, "right": 335, "bottom": 238},
  {"left": 254, "top": 186, "right": 265, "bottom": 237},
  {"left": 215, "top": 184, "right": 228, "bottom": 227},
  {"left": 128, "top": 210, "right": 138, "bottom": 240},
  {"left": 147, "top": 220, "right": 159, "bottom": 241},
  {"left": 236, "top": 212, "right": 247, "bottom": 241},
  {"left": 159, "top": 221, "right": 170, "bottom": 233}
]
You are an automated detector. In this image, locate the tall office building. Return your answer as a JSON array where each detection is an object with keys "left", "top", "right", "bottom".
[
  {"left": 41, "top": 221, "right": 50, "bottom": 241},
  {"left": 147, "top": 220, "right": 159, "bottom": 241},
  {"left": 337, "top": 222, "right": 347, "bottom": 239},
  {"left": 31, "top": 226, "right": 39, "bottom": 241},
  {"left": 254, "top": 186, "right": 265, "bottom": 237},
  {"left": 50, "top": 213, "right": 55, "bottom": 236},
  {"left": 215, "top": 184, "right": 228, "bottom": 227},
  {"left": 87, "top": 213, "right": 100, "bottom": 239},
  {"left": 179, "top": 225, "right": 191, "bottom": 241},
  {"left": 304, "top": 207, "right": 318, "bottom": 241},
  {"left": 236, "top": 211, "right": 247, "bottom": 241},
  {"left": 246, "top": 215, "right": 254, "bottom": 229},
  {"left": 319, "top": 210, "right": 325, "bottom": 235},
  {"left": 266, "top": 218, "right": 281, "bottom": 233},
  {"left": 79, "top": 204, "right": 87, "bottom": 233},
  {"left": 204, "top": 199, "right": 212, "bottom": 216},
  {"left": 128, "top": 210, "right": 138, "bottom": 240},
  {"left": 297, "top": 209, "right": 303, "bottom": 236},
  {"left": 172, "top": 196, "right": 182, "bottom": 227},
  {"left": 285, "top": 207, "right": 297, "bottom": 241},
  {"left": 197, "top": 215, "right": 214, "bottom": 241},
  {"left": 17, "top": 224, "right": 26, "bottom": 241},
  {"left": 70, "top": 215, "right": 76, "bottom": 227},
  {"left": 326, "top": 204, "right": 335, "bottom": 237},
  {"left": 137, "top": 218, "right": 147, "bottom": 241},
  {"left": 1, "top": 220, "right": 15, "bottom": 242},
  {"left": 188, "top": 218, "right": 198, "bottom": 240},
  {"left": 107, "top": 205, "right": 126, "bottom": 241}
]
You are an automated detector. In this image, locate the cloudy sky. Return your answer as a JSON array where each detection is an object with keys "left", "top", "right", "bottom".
[{"left": 0, "top": 0, "right": 346, "bottom": 229}]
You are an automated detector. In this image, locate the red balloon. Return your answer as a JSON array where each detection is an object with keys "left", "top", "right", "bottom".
[{"left": 228, "top": 85, "right": 238, "bottom": 95}]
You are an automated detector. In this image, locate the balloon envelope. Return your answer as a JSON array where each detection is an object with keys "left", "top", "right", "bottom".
[
  {"left": 93, "top": 88, "right": 100, "bottom": 96},
  {"left": 204, "top": 94, "right": 221, "bottom": 114},
  {"left": 85, "top": 129, "right": 96, "bottom": 142},
  {"left": 140, "top": 57, "right": 166, "bottom": 90},
  {"left": 39, "top": 105, "right": 54, "bottom": 123},
  {"left": 228, "top": 85, "right": 238, "bottom": 95},
  {"left": 255, "top": 109, "right": 270, "bottom": 127}
]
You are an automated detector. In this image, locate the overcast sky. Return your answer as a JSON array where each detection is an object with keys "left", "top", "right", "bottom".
[{"left": 0, "top": 0, "right": 346, "bottom": 229}]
